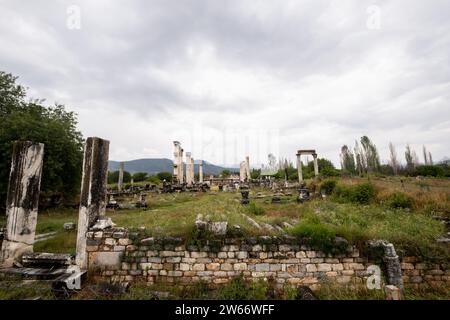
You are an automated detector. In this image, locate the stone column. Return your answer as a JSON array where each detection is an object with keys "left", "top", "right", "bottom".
[
  {"left": 296, "top": 153, "right": 303, "bottom": 183},
  {"left": 0, "top": 141, "right": 44, "bottom": 267},
  {"left": 245, "top": 156, "right": 251, "bottom": 181},
  {"left": 239, "top": 161, "right": 246, "bottom": 182},
  {"left": 173, "top": 141, "right": 183, "bottom": 184},
  {"left": 186, "top": 152, "right": 194, "bottom": 185},
  {"left": 179, "top": 147, "right": 184, "bottom": 184},
  {"left": 199, "top": 161, "right": 203, "bottom": 183},
  {"left": 76, "top": 137, "right": 109, "bottom": 269},
  {"left": 118, "top": 161, "right": 124, "bottom": 192},
  {"left": 313, "top": 154, "right": 319, "bottom": 177}
]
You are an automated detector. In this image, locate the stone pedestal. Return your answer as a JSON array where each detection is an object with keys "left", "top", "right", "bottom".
[
  {"left": 0, "top": 141, "right": 44, "bottom": 267},
  {"left": 76, "top": 137, "right": 110, "bottom": 269}
]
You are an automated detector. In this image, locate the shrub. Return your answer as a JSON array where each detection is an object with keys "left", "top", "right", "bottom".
[
  {"left": 218, "top": 274, "right": 267, "bottom": 300},
  {"left": 247, "top": 202, "right": 265, "bottom": 215},
  {"left": 385, "top": 192, "right": 414, "bottom": 209},
  {"left": 320, "top": 179, "right": 337, "bottom": 195},
  {"left": 290, "top": 222, "right": 348, "bottom": 255},
  {"left": 416, "top": 165, "right": 444, "bottom": 177},
  {"left": 333, "top": 183, "right": 375, "bottom": 205},
  {"left": 351, "top": 183, "right": 375, "bottom": 204}
]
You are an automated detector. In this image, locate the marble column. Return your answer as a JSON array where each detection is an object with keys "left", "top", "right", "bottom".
[
  {"left": 76, "top": 137, "right": 109, "bottom": 269},
  {"left": 0, "top": 141, "right": 44, "bottom": 267},
  {"left": 199, "top": 161, "right": 203, "bottom": 183},
  {"left": 118, "top": 161, "right": 124, "bottom": 192},
  {"left": 313, "top": 154, "right": 319, "bottom": 177},
  {"left": 297, "top": 153, "right": 303, "bottom": 183}
]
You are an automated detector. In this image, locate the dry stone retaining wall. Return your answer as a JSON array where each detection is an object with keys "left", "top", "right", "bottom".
[{"left": 86, "top": 228, "right": 450, "bottom": 290}]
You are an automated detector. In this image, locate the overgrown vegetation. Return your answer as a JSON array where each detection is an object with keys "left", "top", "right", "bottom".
[
  {"left": 0, "top": 71, "right": 84, "bottom": 210},
  {"left": 333, "top": 183, "right": 375, "bottom": 204}
]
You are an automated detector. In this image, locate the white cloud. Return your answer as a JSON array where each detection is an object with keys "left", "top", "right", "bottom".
[{"left": 1, "top": 0, "right": 449, "bottom": 167}]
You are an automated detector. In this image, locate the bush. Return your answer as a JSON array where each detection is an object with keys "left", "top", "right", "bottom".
[
  {"left": 385, "top": 192, "right": 414, "bottom": 209},
  {"left": 247, "top": 202, "right": 265, "bottom": 215},
  {"left": 290, "top": 222, "right": 348, "bottom": 254},
  {"left": 416, "top": 165, "right": 444, "bottom": 177},
  {"left": 320, "top": 179, "right": 337, "bottom": 195},
  {"left": 333, "top": 183, "right": 375, "bottom": 205},
  {"left": 157, "top": 172, "right": 172, "bottom": 181},
  {"left": 218, "top": 274, "right": 267, "bottom": 300}
]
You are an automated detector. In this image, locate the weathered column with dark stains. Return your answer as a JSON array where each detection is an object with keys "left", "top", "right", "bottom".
[
  {"left": 0, "top": 141, "right": 44, "bottom": 267},
  {"left": 76, "top": 137, "right": 109, "bottom": 269},
  {"left": 118, "top": 161, "right": 124, "bottom": 192}
]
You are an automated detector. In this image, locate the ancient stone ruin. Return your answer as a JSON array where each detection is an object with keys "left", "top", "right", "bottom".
[
  {"left": 172, "top": 141, "right": 184, "bottom": 184},
  {"left": 239, "top": 156, "right": 251, "bottom": 182},
  {"left": 76, "top": 137, "right": 110, "bottom": 269},
  {"left": 118, "top": 161, "right": 124, "bottom": 192},
  {"left": 296, "top": 149, "right": 319, "bottom": 183},
  {"left": 0, "top": 141, "right": 44, "bottom": 267}
]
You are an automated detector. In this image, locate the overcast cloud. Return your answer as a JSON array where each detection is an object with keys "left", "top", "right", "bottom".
[{"left": 1, "top": 0, "right": 449, "bottom": 167}]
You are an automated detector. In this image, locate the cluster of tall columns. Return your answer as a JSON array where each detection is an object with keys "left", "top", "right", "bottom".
[
  {"left": 0, "top": 141, "right": 45, "bottom": 267},
  {"left": 173, "top": 141, "right": 201, "bottom": 185},
  {"left": 296, "top": 150, "right": 319, "bottom": 183}
]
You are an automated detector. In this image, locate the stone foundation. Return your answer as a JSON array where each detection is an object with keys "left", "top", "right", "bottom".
[{"left": 86, "top": 229, "right": 450, "bottom": 290}]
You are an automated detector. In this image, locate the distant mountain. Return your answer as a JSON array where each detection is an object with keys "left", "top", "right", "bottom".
[{"left": 108, "top": 158, "right": 238, "bottom": 175}]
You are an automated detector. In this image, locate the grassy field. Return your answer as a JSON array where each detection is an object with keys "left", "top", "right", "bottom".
[{"left": 0, "top": 176, "right": 449, "bottom": 258}]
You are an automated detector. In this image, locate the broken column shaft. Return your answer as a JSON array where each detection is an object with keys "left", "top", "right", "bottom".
[
  {"left": 0, "top": 141, "right": 44, "bottom": 267},
  {"left": 313, "top": 154, "right": 319, "bottom": 177},
  {"left": 199, "top": 161, "right": 203, "bottom": 183},
  {"left": 296, "top": 153, "right": 303, "bottom": 183},
  {"left": 76, "top": 137, "right": 110, "bottom": 269},
  {"left": 118, "top": 161, "right": 124, "bottom": 192}
]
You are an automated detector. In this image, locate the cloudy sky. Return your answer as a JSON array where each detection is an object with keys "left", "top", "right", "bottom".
[{"left": 1, "top": 0, "right": 449, "bottom": 167}]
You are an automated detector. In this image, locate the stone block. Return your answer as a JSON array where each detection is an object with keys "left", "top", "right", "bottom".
[
  {"left": 234, "top": 263, "right": 247, "bottom": 271},
  {"left": 90, "top": 252, "right": 123, "bottom": 270}
]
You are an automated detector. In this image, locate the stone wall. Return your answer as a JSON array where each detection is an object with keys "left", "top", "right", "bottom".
[
  {"left": 401, "top": 256, "right": 449, "bottom": 289},
  {"left": 86, "top": 228, "right": 450, "bottom": 290}
]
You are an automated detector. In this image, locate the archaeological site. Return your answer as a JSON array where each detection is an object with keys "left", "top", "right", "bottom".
[{"left": 0, "top": 2, "right": 449, "bottom": 316}]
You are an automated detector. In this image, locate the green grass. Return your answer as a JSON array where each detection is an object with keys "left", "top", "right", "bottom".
[
  {"left": 0, "top": 178, "right": 448, "bottom": 259},
  {"left": 0, "top": 279, "right": 55, "bottom": 300}
]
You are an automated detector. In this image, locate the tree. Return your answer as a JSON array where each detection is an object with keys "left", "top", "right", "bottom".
[
  {"left": 307, "top": 158, "right": 339, "bottom": 177},
  {"left": 340, "top": 145, "right": 356, "bottom": 175},
  {"left": 389, "top": 142, "right": 399, "bottom": 175},
  {"left": 108, "top": 170, "right": 131, "bottom": 184},
  {"left": 423, "top": 145, "right": 428, "bottom": 165},
  {"left": 221, "top": 169, "right": 231, "bottom": 178},
  {"left": 132, "top": 172, "right": 148, "bottom": 182},
  {"left": 157, "top": 172, "right": 172, "bottom": 182},
  {"left": 250, "top": 168, "right": 261, "bottom": 179},
  {"left": 360, "top": 136, "right": 380, "bottom": 173},
  {"left": 0, "top": 71, "right": 83, "bottom": 210},
  {"left": 354, "top": 140, "right": 364, "bottom": 175},
  {"left": 405, "top": 144, "right": 415, "bottom": 174},
  {"left": 428, "top": 152, "right": 433, "bottom": 165}
]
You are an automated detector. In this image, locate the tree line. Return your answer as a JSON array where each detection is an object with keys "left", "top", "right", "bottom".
[{"left": 340, "top": 136, "right": 448, "bottom": 177}]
